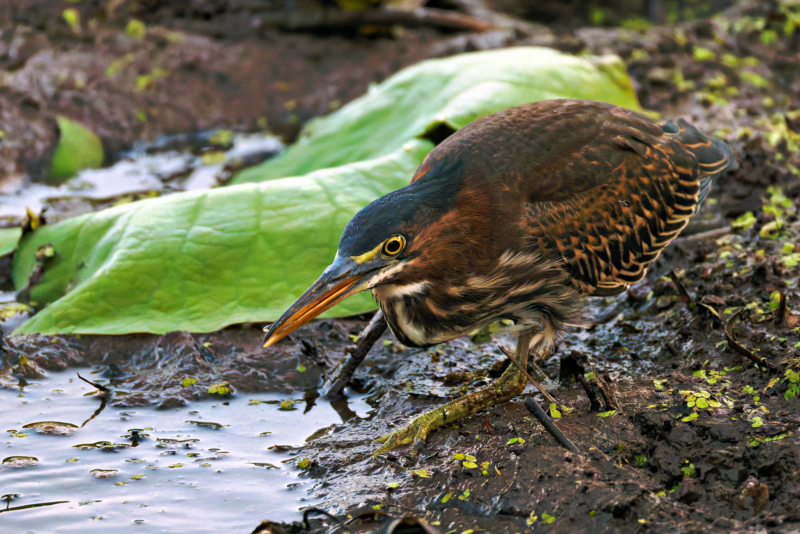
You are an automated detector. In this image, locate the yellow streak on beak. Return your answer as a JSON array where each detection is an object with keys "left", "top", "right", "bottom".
[
  {"left": 263, "top": 275, "right": 363, "bottom": 348},
  {"left": 350, "top": 242, "right": 383, "bottom": 265}
]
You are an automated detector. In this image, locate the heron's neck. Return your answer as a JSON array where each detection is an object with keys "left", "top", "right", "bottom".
[{"left": 371, "top": 250, "right": 585, "bottom": 348}]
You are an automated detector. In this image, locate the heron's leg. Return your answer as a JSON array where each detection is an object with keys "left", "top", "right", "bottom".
[
  {"left": 373, "top": 330, "right": 536, "bottom": 456},
  {"left": 321, "top": 310, "right": 387, "bottom": 399}
]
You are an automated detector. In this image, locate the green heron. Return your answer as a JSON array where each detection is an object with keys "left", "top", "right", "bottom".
[{"left": 262, "top": 99, "right": 735, "bottom": 455}]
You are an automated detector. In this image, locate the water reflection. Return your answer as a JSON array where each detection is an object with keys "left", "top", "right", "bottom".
[{"left": 0, "top": 369, "right": 373, "bottom": 531}]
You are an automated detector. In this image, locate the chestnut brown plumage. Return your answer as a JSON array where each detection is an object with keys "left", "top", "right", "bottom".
[{"left": 262, "top": 99, "right": 736, "bottom": 454}]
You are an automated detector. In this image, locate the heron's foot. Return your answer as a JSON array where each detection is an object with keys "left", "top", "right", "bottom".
[
  {"left": 373, "top": 361, "right": 527, "bottom": 456},
  {"left": 373, "top": 409, "right": 442, "bottom": 456},
  {"left": 372, "top": 400, "right": 478, "bottom": 456}
]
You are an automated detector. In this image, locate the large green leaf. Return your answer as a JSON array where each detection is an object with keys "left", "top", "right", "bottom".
[
  {"left": 12, "top": 141, "right": 432, "bottom": 334},
  {"left": 48, "top": 116, "right": 105, "bottom": 184},
  {"left": 232, "top": 47, "right": 640, "bottom": 185},
  {"left": 0, "top": 227, "right": 22, "bottom": 258}
]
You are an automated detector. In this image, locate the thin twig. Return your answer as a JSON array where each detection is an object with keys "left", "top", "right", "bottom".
[
  {"left": 77, "top": 372, "right": 110, "bottom": 392},
  {"left": 523, "top": 397, "right": 580, "bottom": 454},
  {"left": 672, "top": 225, "right": 731, "bottom": 245},
  {"left": 272, "top": 7, "right": 498, "bottom": 33},
  {"left": 725, "top": 310, "right": 779, "bottom": 373},
  {"left": 668, "top": 270, "right": 723, "bottom": 322},
  {"left": 498, "top": 345, "right": 557, "bottom": 405},
  {"left": 668, "top": 270, "right": 692, "bottom": 305}
]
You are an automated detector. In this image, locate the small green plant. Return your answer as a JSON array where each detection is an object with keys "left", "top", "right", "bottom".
[
  {"left": 680, "top": 462, "right": 697, "bottom": 479},
  {"left": 785, "top": 369, "right": 800, "bottom": 400},
  {"left": 541, "top": 512, "right": 556, "bottom": 524}
]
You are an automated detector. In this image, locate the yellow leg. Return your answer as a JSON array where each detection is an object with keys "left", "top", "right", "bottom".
[{"left": 373, "top": 331, "right": 534, "bottom": 456}]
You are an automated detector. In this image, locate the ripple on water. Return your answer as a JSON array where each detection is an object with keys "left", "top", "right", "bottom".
[{"left": 0, "top": 369, "right": 372, "bottom": 532}]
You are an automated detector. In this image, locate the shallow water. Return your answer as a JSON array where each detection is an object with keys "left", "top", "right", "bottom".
[{"left": 1, "top": 370, "right": 371, "bottom": 532}]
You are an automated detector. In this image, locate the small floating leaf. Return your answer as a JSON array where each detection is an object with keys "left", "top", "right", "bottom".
[
  {"left": 279, "top": 399, "right": 296, "bottom": 411},
  {"left": 23, "top": 421, "right": 79, "bottom": 436},
  {"left": 297, "top": 458, "right": 310, "bottom": 469},
  {"left": 208, "top": 382, "right": 231, "bottom": 396},
  {"left": 413, "top": 469, "right": 430, "bottom": 478},
  {"left": 185, "top": 420, "right": 223, "bottom": 429},
  {"left": 681, "top": 412, "right": 699, "bottom": 422},
  {"left": 3, "top": 456, "right": 39, "bottom": 467},
  {"left": 181, "top": 378, "right": 198, "bottom": 387},
  {"left": 249, "top": 462, "right": 280, "bottom": 469},
  {"left": 597, "top": 410, "right": 617, "bottom": 417}
]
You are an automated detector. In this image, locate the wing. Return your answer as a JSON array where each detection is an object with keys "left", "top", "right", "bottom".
[{"left": 521, "top": 103, "right": 736, "bottom": 296}]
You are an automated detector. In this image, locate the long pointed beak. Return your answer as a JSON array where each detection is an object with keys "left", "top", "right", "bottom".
[{"left": 262, "top": 259, "right": 367, "bottom": 348}]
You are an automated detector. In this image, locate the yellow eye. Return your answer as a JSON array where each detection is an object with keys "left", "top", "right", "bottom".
[{"left": 383, "top": 235, "right": 405, "bottom": 256}]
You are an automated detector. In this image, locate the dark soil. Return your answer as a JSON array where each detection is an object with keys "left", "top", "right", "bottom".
[
  {"left": 0, "top": 0, "right": 528, "bottom": 198},
  {"left": 2, "top": 1, "right": 800, "bottom": 533}
]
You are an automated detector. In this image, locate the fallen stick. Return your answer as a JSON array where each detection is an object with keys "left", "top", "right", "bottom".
[
  {"left": 524, "top": 397, "right": 580, "bottom": 454},
  {"left": 672, "top": 225, "right": 731, "bottom": 244},
  {"left": 271, "top": 7, "right": 499, "bottom": 33},
  {"left": 725, "top": 309, "right": 779, "bottom": 373},
  {"left": 77, "top": 372, "right": 110, "bottom": 392}
]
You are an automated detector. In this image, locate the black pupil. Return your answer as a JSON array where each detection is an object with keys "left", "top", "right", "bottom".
[{"left": 386, "top": 239, "right": 400, "bottom": 253}]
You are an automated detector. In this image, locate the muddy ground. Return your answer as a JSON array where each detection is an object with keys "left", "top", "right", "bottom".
[{"left": 2, "top": 0, "right": 800, "bottom": 533}]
